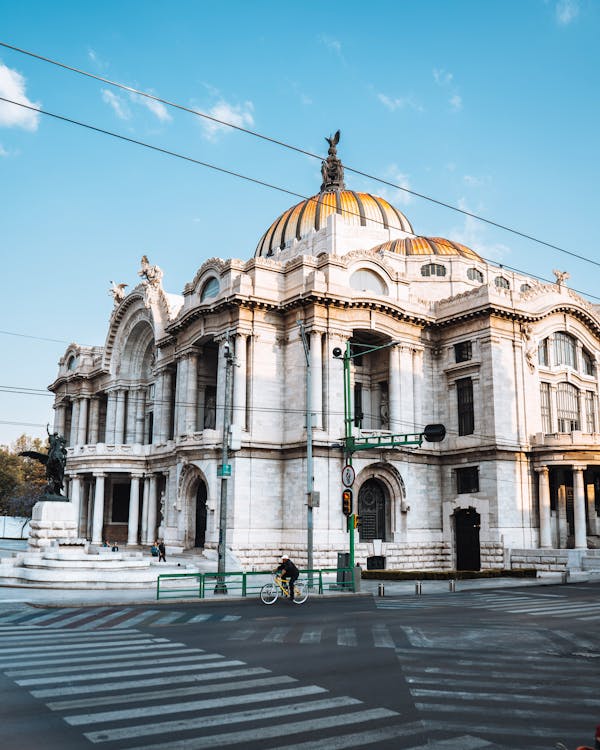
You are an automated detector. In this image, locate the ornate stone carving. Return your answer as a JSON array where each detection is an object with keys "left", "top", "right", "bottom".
[
  {"left": 521, "top": 324, "right": 537, "bottom": 372},
  {"left": 109, "top": 280, "right": 128, "bottom": 305},
  {"left": 320, "top": 130, "right": 345, "bottom": 193},
  {"left": 552, "top": 269, "right": 570, "bottom": 287}
]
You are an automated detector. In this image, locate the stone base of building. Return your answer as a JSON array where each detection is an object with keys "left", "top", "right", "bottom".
[{"left": 28, "top": 500, "right": 85, "bottom": 550}]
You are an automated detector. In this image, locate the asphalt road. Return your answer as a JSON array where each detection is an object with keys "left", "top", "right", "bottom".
[{"left": 1, "top": 582, "right": 599, "bottom": 750}]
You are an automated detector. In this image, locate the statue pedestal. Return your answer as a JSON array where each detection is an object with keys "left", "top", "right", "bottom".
[{"left": 28, "top": 500, "right": 83, "bottom": 550}]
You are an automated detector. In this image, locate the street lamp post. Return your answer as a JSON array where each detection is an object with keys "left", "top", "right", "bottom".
[{"left": 216, "top": 337, "right": 234, "bottom": 594}]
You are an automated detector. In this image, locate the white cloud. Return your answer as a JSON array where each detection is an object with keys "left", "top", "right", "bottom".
[
  {"left": 377, "top": 93, "right": 423, "bottom": 112},
  {"left": 433, "top": 68, "right": 453, "bottom": 86},
  {"left": 0, "top": 144, "right": 8, "bottom": 157},
  {"left": 449, "top": 94, "right": 462, "bottom": 111},
  {"left": 555, "top": 0, "right": 579, "bottom": 24},
  {"left": 319, "top": 34, "right": 342, "bottom": 56},
  {"left": 101, "top": 89, "right": 131, "bottom": 120},
  {"left": 129, "top": 92, "right": 172, "bottom": 122},
  {"left": 378, "top": 165, "right": 412, "bottom": 207},
  {"left": 87, "top": 48, "right": 109, "bottom": 70},
  {"left": 0, "top": 62, "right": 40, "bottom": 131},
  {"left": 463, "top": 174, "right": 486, "bottom": 187},
  {"left": 446, "top": 198, "right": 511, "bottom": 262},
  {"left": 200, "top": 99, "right": 254, "bottom": 141}
]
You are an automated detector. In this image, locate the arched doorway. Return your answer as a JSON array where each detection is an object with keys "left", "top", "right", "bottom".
[
  {"left": 358, "top": 479, "right": 388, "bottom": 542},
  {"left": 195, "top": 480, "right": 208, "bottom": 548},
  {"left": 455, "top": 507, "right": 481, "bottom": 571}
]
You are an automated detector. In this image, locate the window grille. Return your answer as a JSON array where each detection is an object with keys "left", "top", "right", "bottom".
[
  {"left": 454, "top": 341, "right": 472, "bottom": 363},
  {"left": 553, "top": 332, "right": 576, "bottom": 368},
  {"left": 540, "top": 382, "right": 552, "bottom": 433},
  {"left": 538, "top": 338, "right": 549, "bottom": 367},
  {"left": 582, "top": 349, "right": 595, "bottom": 376},
  {"left": 456, "top": 377, "right": 474, "bottom": 436},
  {"left": 467, "top": 267, "right": 484, "bottom": 283},
  {"left": 494, "top": 276, "right": 510, "bottom": 289},
  {"left": 585, "top": 391, "right": 597, "bottom": 433},
  {"left": 456, "top": 466, "right": 479, "bottom": 493},
  {"left": 556, "top": 382, "right": 579, "bottom": 432},
  {"left": 421, "top": 263, "right": 447, "bottom": 277}
]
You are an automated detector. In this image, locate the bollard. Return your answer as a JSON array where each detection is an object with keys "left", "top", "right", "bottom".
[
  {"left": 449, "top": 579, "right": 456, "bottom": 593},
  {"left": 377, "top": 582, "right": 385, "bottom": 597},
  {"left": 561, "top": 570, "right": 570, "bottom": 584},
  {"left": 415, "top": 581, "right": 422, "bottom": 596}
]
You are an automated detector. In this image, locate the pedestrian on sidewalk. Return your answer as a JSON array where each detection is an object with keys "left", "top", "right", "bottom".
[{"left": 158, "top": 540, "right": 166, "bottom": 562}]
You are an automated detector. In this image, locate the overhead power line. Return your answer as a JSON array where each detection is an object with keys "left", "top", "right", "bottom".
[
  {"left": 2, "top": 95, "right": 600, "bottom": 304},
  {"left": 0, "top": 40, "right": 597, "bottom": 272}
]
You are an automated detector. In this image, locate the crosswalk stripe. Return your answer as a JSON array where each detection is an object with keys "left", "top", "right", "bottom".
[
  {"left": 5, "top": 649, "right": 210, "bottom": 677},
  {"left": 337, "top": 627, "right": 357, "bottom": 647},
  {"left": 4, "top": 609, "right": 80, "bottom": 625},
  {"left": 188, "top": 613, "right": 211, "bottom": 623},
  {"left": 122, "top": 707, "right": 398, "bottom": 750},
  {"left": 299, "top": 628, "right": 322, "bottom": 644},
  {"left": 0, "top": 610, "right": 36, "bottom": 623},
  {"left": 1, "top": 636, "right": 163, "bottom": 655},
  {"left": 47, "top": 675, "right": 297, "bottom": 711},
  {"left": 264, "top": 626, "right": 291, "bottom": 642},
  {"left": 410, "top": 687, "right": 600, "bottom": 707},
  {"left": 83, "top": 697, "right": 366, "bottom": 743},
  {"left": 0, "top": 645, "right": 192, "bottom": 669},
  {"left": 34, "top": 608, "right": 113, "bottom": 627},
  {"left": 229, "top": 628, "right": 255, "bottom": 640},
  {"left": 424, "top": 718, "right": 583, "bottom": 741},
  {"left": 78, "top": 609, "right": 137, "bottom": 629},
  {"left": 111, "top": 609, "right": 161, "bottom": 628},
  {"left": 271, "top": 727, "right": 487, "bottom": 750},
  {"left": 66, "top": 684, "right": 327, "bottom": 726},
  {"left": 415, "top": 701, "right": 594, "bottom": 723},
  {"left": 372, "top": 624, "right": 395, "bottom": 648},
  {"left": 151, "top": 611, "right": 185, "bottom": 625},
  {"left": 16, "top": 655, "right": 240, "bottom": 686},
  {"left": 31, "top": 666, "right": 272, "bottom": 698}
]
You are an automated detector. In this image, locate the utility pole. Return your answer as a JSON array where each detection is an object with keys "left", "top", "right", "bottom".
[
  {"left": 216, "top": 336, "right": 234, "bottom": 594},
  {"left": 297, "top": 320, "right": 314, "bottom": 584}
]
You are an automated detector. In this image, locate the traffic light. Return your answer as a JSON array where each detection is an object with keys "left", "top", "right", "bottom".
[{"left": 342, "top": 489, "right": 352, "bottom": 516}]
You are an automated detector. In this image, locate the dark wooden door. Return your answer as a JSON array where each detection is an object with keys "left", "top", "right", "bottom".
[{"left": 455, "top": 508, "right": 481, "bottom": 571}]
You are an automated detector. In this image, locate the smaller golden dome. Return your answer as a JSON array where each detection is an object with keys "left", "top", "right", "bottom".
[{"left": 372, "top": 236, "right": 482, "bottom": 260}]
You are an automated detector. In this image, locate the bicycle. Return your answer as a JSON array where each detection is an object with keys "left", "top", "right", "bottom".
[{"left": 260, "top": 573, "right": 308, "bottom": 605}]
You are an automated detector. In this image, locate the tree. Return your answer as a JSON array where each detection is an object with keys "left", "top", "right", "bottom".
[{"left": 0, "top": 435, "right": 47, "bottom": 517}]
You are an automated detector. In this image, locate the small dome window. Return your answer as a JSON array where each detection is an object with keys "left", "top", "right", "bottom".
[
  {"left": 520, "top": 283, "right": 532, "bottom": 293},
  {"left": 200, "top": 277, "right": 220, "bottom": 302},
  {"left": 349, "top": 269, "right": 388, "bottom": 295},
  {"left": 421, "top": 263, "right": 446, "bottom": 277},
  {"left": 467, "top": 267, "right": 484, "bottom": 283},
  {"left": 495, "top": 276, "right": 510, "bottom": 289},
  {"left": 66, "top": 355, "right": 78, "bottom": 371}
]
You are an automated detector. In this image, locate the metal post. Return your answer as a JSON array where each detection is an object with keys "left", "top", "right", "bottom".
[
  {"left": 415, "top": 581, "right": 422, "bottom": 595},
  {"left": 216, "top": 337, "right": 234, "bottom": 594},
  {"left": 449, "top": 579, "right": 456, "bottom": 593},
  {"left": 297, "top": 322, "right": 314, "bottom": 586},
  {"left": 377, "top": 582, "right": 385, "bottom": 597}
]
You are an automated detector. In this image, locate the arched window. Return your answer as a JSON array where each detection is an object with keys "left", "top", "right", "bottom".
[
  {"left": 421, "top": 263, "right": 446, "bottom": 277},
  {"left": 556, "top": 382, "right": 579, "bottom": 432},
  {"left": 494, "top": 276, "right": 510, "bottom": 289},
  {"left": 349, "top": 269, "right": 388, "bottom": 295},
  {"left": 538, "top": 339, "right": 549, "bottom": 367},
  {"left": 467, "top": 267, "right": 484, "bottom": 283},
  {"left": 553, "top": 332, "right": 576, "bottom": 368},
  {"left": 582, "top": 348, "right": 595, "bottom": 376},
  {"left": 66, "top": 355, "right": 78, "bottom": 371},
  {"left": 520, "top": 283, "right": 532, "bottom": 293},
  {"left": 200, "top": 277, "right": 219, "bottom": 302}
]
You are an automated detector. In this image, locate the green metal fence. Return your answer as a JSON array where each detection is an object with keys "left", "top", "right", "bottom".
[{"left": 156, "top": 567, "right": 356, "bottom": 601}]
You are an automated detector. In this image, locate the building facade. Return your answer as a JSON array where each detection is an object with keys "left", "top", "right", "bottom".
[{"left": 50, "top": 138, "right": 600, "bottom": 571}]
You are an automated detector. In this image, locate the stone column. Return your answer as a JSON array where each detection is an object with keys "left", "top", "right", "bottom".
[
  {"left": 105, "top": 391, "right": 117, "bottom": 444},
  {"left": 557, "top": 483, "right": 568, "bottom": 548},
  {"left": 77, "top": 396, "right": 89, "bottom": 446},
  {"left": 140, "top": 475, "right": 150, "bottom": 544},
  {"left": 549, "top": 384, "right": 559, "bottom": 434},
  {"left": 586, "top": 478, "right": 598, "bottom": 535},
  {"left": 88, "top": 397, "right": 100, "bottom": 444},
  {"left": 388, "top": 345, "right": 401, "bottom": 433},
  {"left": 413, "top": 348, "right": 424, "bottom": 431},
  {"left": 174, "top": 357, "right": 187, "bottom": 437},
  {"left": 69, "top": 474, "right": 82, "bottom": 536},
  {"left": 127, "top": 474, "right": 142, "bottom": 545},
  {"left": 536, "top": 466, "right": 552, "bottom": 548},
  {"left": 400, "top": 346, "right": 414, "bottom": 433},
  {"left": 125, "top": 389, "right": 137, "bottom": 444},
  {"left": 91, "top": 473, "right": 106, "bottom": 544},
  {"left": 147, "top": 474, "right": 158, "bottom": 543},
  {"left": 372, "top": 383, "right": 382, "bottom": 430},
  {"left": 159, "top": 370, "right": 173, "bottom": 443},
  {"left": 70, "top": 398, "right": 80, "bottom": 446},
  {"left": 215, "top": 340, "right": 229, "bottom": 430},
  {"left": 135, "top": 388, "right": 146, "bottom": 444},
  {"left": 573, "top": 466, "right": 587, "bottom": 548},
  {"left": 53, "top": 402, "right": 67, "bottom": 437},
  {"left": 232, "top": 336, "right": 247, "bottom": 430},
  {"left": 197, "top": 385, "right": 206, "bottom": 432},
  {"left": 185, "top": 353, "right": 199, "bottom": 434},
  {"left": 114, "top": 389, "right": 126, "bottom": 444},
  {"left": 309, "top": 332, "right": 323, "bottom": 429}
]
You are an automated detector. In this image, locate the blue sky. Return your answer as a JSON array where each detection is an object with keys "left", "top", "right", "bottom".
[{"left": 1, "top": 0, "right": 598, "bottom": 446}]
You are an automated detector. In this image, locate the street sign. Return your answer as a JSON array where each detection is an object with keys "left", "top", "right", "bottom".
[
  {"left": 217, "top": 464, "right": 232, "bottom": 477},
  {"left": 341, "top": 464, "right": 355, "bottom": 487}
]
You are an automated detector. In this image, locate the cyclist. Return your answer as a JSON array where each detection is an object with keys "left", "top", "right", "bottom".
[{"left": 275, "top": 554, "right": 299, "bottom": 602}]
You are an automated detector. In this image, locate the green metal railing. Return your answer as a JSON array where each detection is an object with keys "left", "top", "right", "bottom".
[{"left": 156, "top": 567, "right": 356, "bottom": 601}]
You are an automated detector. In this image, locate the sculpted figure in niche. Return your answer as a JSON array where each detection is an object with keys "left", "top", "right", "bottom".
[
  {"left": 204, "top": 392, "right": 216, "bottom": 429},
  {"left": 380, "top": 390, "right": 389, "bottom": 430},
  {"left": 109, "top": 280, "right": 128, "bottom": 304},
  {"left": 139, "top": 255, "right": 164, "bottom": 287}
]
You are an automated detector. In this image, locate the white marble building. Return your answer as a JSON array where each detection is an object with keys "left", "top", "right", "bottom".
[{"left": 49, "top": 137, "right": 600, "bottom": 571}]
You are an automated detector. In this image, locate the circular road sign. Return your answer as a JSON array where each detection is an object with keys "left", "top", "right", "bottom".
[{"left": 341, "top": 464, "right": 355, "bottom": 487}]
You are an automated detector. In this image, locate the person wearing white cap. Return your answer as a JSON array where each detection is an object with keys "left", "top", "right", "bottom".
[{"left": 275, "top": 554, "right": 299, "bottom": 602}]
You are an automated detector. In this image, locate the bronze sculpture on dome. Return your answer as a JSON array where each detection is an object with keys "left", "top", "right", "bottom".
[{"left": 320, "top": 129, "right": 345, "bottom": 193}]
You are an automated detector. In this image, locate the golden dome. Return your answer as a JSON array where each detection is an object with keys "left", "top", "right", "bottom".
[
  {"left": 255, "top": 190, "right": 414, "bottom": 258},
  {"left": 372, "top": 236, "right": 482, "bottom": 260}
]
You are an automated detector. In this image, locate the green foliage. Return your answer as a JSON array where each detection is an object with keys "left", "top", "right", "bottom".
[{"left": 0, "top": 434, "right": 47, "bottom": 517}]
